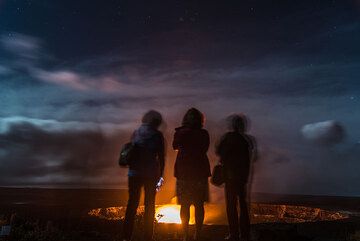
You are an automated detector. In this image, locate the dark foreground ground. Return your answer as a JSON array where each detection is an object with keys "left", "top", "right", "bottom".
[{"left": 0, "top": 187, "right": 360, "bottom": 241}]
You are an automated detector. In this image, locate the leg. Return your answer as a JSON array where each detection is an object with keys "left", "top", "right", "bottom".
[
  {"left": 143, "top": 178, "right": 157, "bottom": 240},
  {"left": 123, "top": 177, "right": 142, "bottom": 240},
  {"left": 194, "top": 202, "right": 205, "bottom": 240},
  {"left": 180, "top": 203, "right": 191, "bottom": 241},
  {"left": 238, "top": 184, "right": 250, "bottom": 241},
  {"left": 225, "top": 181, "right": 240, "bottom": 239}
]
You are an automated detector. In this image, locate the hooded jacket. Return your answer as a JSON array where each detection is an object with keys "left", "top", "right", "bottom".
[{"left": 129, "top": 124, "right": 165, "bottom": 178}]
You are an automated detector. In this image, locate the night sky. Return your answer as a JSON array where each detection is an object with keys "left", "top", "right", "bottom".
[{"left": 0, "top": 0, "right": 359, "bottom": 196}]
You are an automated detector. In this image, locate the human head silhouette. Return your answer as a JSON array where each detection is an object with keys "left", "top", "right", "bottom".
[
  {"left": 142, "top": 110, "right": 163, "bottom": 129},
  {"left": 226, "top": 113, "right": 248, "bottom": 133},
  {"left": 182, "top": 107, "right": 204, "bottom": 129}
]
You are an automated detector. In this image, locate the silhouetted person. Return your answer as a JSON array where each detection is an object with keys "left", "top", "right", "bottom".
[
  {"left": 173, "top": 108, "right": 211, "bottom": 241},
  {"left": 216, "top": 114, "right": 256, "bottom": 241},
  {"left": 122, "top": 110, "right": 165, "bottom": 241}
]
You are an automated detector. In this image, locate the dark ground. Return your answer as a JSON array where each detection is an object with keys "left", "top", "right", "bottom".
[{"left": 0, "top": 188, "right": 359, "bottom": 241}]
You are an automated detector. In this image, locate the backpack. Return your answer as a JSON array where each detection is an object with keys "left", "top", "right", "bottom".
[{"left": 118, "top": 142, "right": 137, "bottom": 167}]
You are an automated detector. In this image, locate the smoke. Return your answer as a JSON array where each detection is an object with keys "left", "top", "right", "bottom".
[
  {"left": 0, "top": 117, "right": 131, "bottom": 187},
  {"left": 301, "top": 120, "right": 346, "bottom": 145},
  {"left": 0, "top": 32, "right": 42, "bottom": 60},
  {"left": 0, "top": 32, "right": 359, "bottom": 195}
]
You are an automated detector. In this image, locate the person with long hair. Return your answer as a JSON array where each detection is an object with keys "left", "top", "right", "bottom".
[
  {"left": 173, "top": 108, "right": 211, "bottom": 241},
  {"left": 122, "top": 110, "right": 165, "bottom": 241},
  {"left": 216, "top": 114, "right": 256, "bottom": 241}
]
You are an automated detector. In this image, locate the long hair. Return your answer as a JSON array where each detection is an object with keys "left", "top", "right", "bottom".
[
  {"left": 142, "top": 110, "right": 163, "bottom": 129},
  {"left": 182, "top": 108, "right": 204, "bottom": 129}
]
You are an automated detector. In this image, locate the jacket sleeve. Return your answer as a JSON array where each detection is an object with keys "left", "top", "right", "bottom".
[
  {"left": 201, "top": 130, "right": 210, "bottom": 153},
  {"left": 247, "top": 134, "right": 258, "bottom": 162},
  {"left": 130, "top": 130, "right": 136, "bottom": 143},
  {"left": 215, "top": 134, "right": 227, "bottom": 162},
  {"left": 158, "top": 133, "right": 166, "bottom": 177},
  {"left": 172, "top": 130, "right": 181, "bottom": 150}
]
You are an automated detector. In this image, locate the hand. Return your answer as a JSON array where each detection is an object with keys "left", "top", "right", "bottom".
[{"left": 156, "top": 177, "right": 164, "bottom": 192}]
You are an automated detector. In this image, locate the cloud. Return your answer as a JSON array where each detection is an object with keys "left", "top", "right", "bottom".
[
  {"left": 0, "top": 32, "right": 42, "bottom": 60},
  {"left": 34, "top": 70, "right": 90, "bottom": 90},
  {"left": 301, "top": 120, "right": 346, "bottom": 145},
  {"left": 0, "top": 116, "right": 132, "bottom": 187},
  {"left": 2, "top": 31, "right": 358, "bottom": 98},
  {"left": 32, "top": 66, "right": 221, "bottom": 97},
  {"left": 0, "top": 33, "right": 217, "bottom": 95},
  {"left": 32, "top": 69, "right": 132, "bottom": 93},
  {"left": 1, "top": 31, "right": 360, "bottom": 195},
  {"left": 0, "top": 116, "right": 133, "bottom": 135},
  {"left": 0, "top": 65, "right": 11, "bottom": 75}
]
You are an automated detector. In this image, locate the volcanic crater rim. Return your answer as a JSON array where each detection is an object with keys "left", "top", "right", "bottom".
[{"left": 88, "top": 203, "right": 349, "bottom": 224}]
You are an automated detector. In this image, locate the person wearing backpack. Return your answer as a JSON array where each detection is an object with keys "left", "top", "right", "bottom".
[
  {"left": 216, "top": 114, "right": 257, "bottom": 241},
  {"left": 122, "top": 110, "right": 165, "bottom": 241}
]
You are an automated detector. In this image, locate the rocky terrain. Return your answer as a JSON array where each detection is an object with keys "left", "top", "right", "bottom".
[{"left": 0, "top": 188, "right": 359, "bottom": 241}]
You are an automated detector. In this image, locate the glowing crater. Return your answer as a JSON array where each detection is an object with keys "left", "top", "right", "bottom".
[{"left": 88, "top": 203, "right": 349, "bottom": 224}]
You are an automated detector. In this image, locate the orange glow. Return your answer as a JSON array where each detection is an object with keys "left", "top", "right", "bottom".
[
  {"left": 88, "top": 203, "right": 349, "bottom": 224},
  {"left": 155, "top": 197, "right": 195, "bottom": 224},
  {"left": 155, "top": 204, "right": 196, "bottom": 224},
  {"left": 155, "top": 204, "right": 181, "bottom": 224}
]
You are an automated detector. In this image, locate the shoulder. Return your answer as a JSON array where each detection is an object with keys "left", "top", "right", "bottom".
[
  {"left": 224, "top": 132, "right": 248, "bottom": 145},
  {"left": 131, "top": 129, "right": 139, "bottom": 141},
  {"left": 175, "top": 126, "right": 186, "bottom": 132},
  {"left": 133, "top": 128, "right": 139, "bottom": 135},
  {"left": 200, "top": 128, "right": 209, "bottom": 135},
  {"left": 200, "top": 128, "right": 210, "bottom": 138},
  {"left": 174, "top": 126, "right": 185, "bottom": 136},
  {"left": 244, "top": 134, "right": 256, "bottom": 148},
  {"left": 173, "top": 127, "right": 187, "bottom": 142},
  {"left": 154, "top": 129, "right": 163, "bottom": 138},
  {"left": 221, "top": 131, "right": 236, "bottom": 140}
]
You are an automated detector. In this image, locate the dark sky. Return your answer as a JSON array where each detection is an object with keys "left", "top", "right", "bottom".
[{"left": 0, "top": 0, "right": 359, "bottom": 196}]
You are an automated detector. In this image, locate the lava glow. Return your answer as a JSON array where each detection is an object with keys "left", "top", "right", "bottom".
[
  {"left": 155, "top": 204, "right": 181, "bottom": 224},
  {"left": 88, "top": 203, "right": 349, "bottom": 224},
  {"left": 155, "top": 204, "right": 196, "bottom": 224}
]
